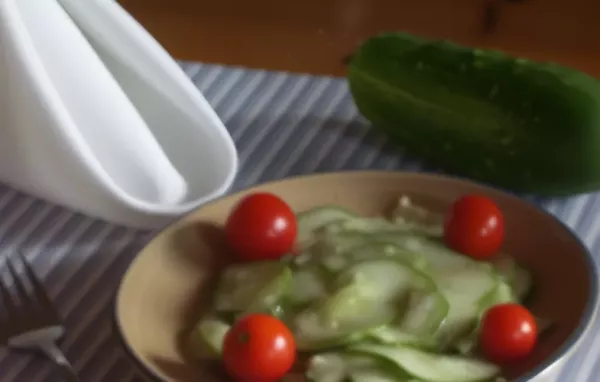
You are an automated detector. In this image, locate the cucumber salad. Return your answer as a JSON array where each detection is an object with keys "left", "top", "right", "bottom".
[{"left": 189, "top": 192, "right": 544, "bottom": 382}]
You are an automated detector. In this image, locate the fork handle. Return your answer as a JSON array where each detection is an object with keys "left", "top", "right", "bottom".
[
  {"left": 40, "top": 342, "right": 79, "bottom": 382},
  {"left": 57, "top": 363, "right": 79, "bottom": 382}
]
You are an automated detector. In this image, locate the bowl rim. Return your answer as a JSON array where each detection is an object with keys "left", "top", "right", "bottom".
[{"left": 112, "top": 170, "right": 600, "bottom": 382}]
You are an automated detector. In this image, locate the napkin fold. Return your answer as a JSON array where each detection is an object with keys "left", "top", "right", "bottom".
[{"left": 0, "top": 0, "right": 238, "bottom": 228}]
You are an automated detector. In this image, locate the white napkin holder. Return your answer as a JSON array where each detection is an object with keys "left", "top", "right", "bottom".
[{"left": 0, "top": 0, "right": 239, "bottom": 229}]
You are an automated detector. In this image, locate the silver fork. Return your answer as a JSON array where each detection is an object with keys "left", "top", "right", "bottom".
[{"left": 0, "top": 252, "right": 78, "bottom": 382}]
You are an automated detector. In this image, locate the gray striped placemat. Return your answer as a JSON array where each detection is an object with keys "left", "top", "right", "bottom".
[{"left": 0, "top": 62, "right": 598, "bottom": 381}]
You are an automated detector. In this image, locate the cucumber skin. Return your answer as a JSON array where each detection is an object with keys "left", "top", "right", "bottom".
[{"left": 348, "top": 33, "right": 600, "bottom": 196}]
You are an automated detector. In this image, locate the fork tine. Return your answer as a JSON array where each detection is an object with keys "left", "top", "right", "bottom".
[
  {"left": 0, "top": 274, "right": 17, "bottom": 343},
  {"left": 0, "top": 265, "right": 19, "bottom": 325},
  {"left": 6, "top": 256, "right": 34, "bottom": 315},
  {"left": 17, "top": 251, "right": 61, "bottom": 323}
]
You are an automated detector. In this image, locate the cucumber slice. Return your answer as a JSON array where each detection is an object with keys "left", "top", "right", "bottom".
[
  {"left": 351, "top": 344, "right": 500, "bottom": 382},
  {"left": 320, "top": 284, "right": 391, "bottom": 325},
  {"left": 323, "top": 216, "right": 411, "bottom": 235},
  {"left": 298, "top": 233, "right": 371, "bottom": 269},
  {"left": 454, "top": 335, "right": 478, "bottom": 356},
  {"left": 187, "top": 318, "right": 230, "bottom": 358},
  {"left": 294, "top": 259, "right": 419, "bottom": 350},
  {"left": 335, "top": 259, "right": 416, "bottom": 300},
  {"left": 367, "top": 233, "right": 474, "bottom": 270},
  {"left": 357, "top": 264, "right": 448, "bottom": 345},
  {"left": 399, "top": 287, "right": 448, "bottom": 336},
  {"left": 479, "top": 281, "right": 516, "bottom": 311},
  {"left": 346, "top": 355, "right": 407, "bottom": 382},
  {"left": 322, "top": 243, "right": 428, "bottom": 274},
  {"left": 306, "top": 353, "right": 405, "bottom": 382},
  {"left": 390, "top": 195, "right": 444, "bottom": 237},
  {"left": 293, "top": 286, "right": 396, "bottom": 350},
  {"left": 323, "top": 215, "right": 442, "bottom": 239},
  {"left": 298, "top": 201, "right": 444, "bottom": 250},
  {"left": 297, "top": 207, "right": 357, "bottom": 246},
  {"left": 348, "top": 369, "right": 404, "bottom": 382},
  {"left": 306, "top": 353, "right": 347, "bottom": 382},
  {"left": 325, "top": 257, "right": 448, "bottom": 340},
  {"left": 434, "top": 267, "right": 498, "bottom": 347},
  {"left": 214, "top": 262, "right": 291, "bottom": 314},
  {"left": 311, "top": 232, "right": 373, "bottom": 260},
  {"left": 319, "top": 242, "right": 394, "bottom": 273},
  {"left": 453, "top": 280, "right": 516, "bottom": 355},
  {"left": 490, "top": 254, "right": 532, "bottom": 301},
  {"left": 368, "top": 326, "right": 436, "bottom": 349},
  {"left": 289, "top": 268, "right": 328, "bottom": 306},
  {"left": 320, "top": 196, "right": 444, "bottom": 238},
  {"left": 321, "top": 255, "right": 351, "bottom": 273},
  {"left": 292, "top": 251, "right": 314, "bottom": 267}
]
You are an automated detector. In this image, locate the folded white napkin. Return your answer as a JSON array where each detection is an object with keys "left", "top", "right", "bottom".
[{"left": 0, "top": 0, "right": 238, "bottom": 228}]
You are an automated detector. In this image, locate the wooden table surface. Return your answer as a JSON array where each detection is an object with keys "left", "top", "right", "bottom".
[{"left": 119, "top": 0, "right": 600, "bottom": 78}]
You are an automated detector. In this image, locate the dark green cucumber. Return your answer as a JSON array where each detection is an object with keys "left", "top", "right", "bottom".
[{"left": 348, "top": 32, "right": 600, "bottom": 195}]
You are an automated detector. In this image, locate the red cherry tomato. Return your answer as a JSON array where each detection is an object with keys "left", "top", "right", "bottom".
[
  {"left": 480, "top": 303, "right": 538, "bottom": 363},
  {"left": 223, "top": 314, "right": 296, "bottom": 382},
  {"left": 443, "top": 194, "right": 504, "bottom": 259},
  {"left": 225, "top": 192, "right": 297, "bottom": 261}
]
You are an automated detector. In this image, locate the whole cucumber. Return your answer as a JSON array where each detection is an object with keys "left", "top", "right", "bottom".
[{"left": 347, "top": 33, "right": 600, "bottom": 196}]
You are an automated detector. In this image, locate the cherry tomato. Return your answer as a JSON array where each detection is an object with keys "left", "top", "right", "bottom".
[
  {"left": 480, "top": 303, "right": 538, "bottom": 363},
  {"left": 222, "top": 314, "right": 296, "bottom": 382},
  {"left": 225, "top": 192, "right": 297, "bottom": 261},
  {"left": 443, "top": 194, "right": 504, "bottom": 259}
]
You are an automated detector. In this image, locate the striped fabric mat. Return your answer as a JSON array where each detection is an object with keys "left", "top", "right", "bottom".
[{"left": 0, "top": 62, "right": 598, "bottom": 381}]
